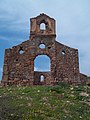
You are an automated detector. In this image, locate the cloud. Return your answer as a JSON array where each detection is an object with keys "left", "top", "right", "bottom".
[
  {"left": 0, "top": 68, "right": 2, "bottom": 72},
  {"left": 0, "top": 68, "right": 3, "bottom": 80},
  {"left": 34, "top": 67, "right": 38, "bottom": 71},
  {"left": 0, "top": 0, "right": 90, "bottom": 79}
]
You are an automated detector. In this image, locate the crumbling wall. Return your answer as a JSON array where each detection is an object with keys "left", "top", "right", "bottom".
[
  {"left": 34, "top": 72, "right": 51, "bottom": 85},
  {"left": 80, "top": 73, "right": 87, "bottom": 84},
  {"left": 55, "top": 41, "right": 80, "bottom": 84},
  {"left": 1, "top": 13, "right": 87, "bottom": 86},
  {"left": 2, "top": 35, "right": 56, "bottom": 85}
]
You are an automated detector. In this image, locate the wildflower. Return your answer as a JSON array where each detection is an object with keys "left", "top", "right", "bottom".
[
  {"left": 37, "top": 90, "right": 40, "bottom": 92},
  {"left": 19, "top": 104, "right": 24, "bottom": 106},
  {"left": 79, "top": 116, "right": 82, "bottom": 119},
  {"left": 79, "top": 92, "right": 89, "bottom": 97},
  {"left": 20, "top": 96, "right": 23, "bottom": 99},
  {"left": 28, "top": 103, "right": 31, "bottom": 107},
  {"left": 10, "top": 91, "right": 12, "bottom": 93},
  {"left": 70, "top": 87, "right": 74, "bottom": 90},
  {"left": 26, "top": 97, "right": 29, "bottom": 100},
  {"left": 66, "top": 101, "right": 70, "bottom": 103},
  {"left": 70, "top": 94, "right": 74, "bottom": 97},
  {"left": 11, "top": 114, "right": 14, "bottom": 116}
]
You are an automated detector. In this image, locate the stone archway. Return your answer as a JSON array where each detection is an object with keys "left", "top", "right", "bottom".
[
  {"left": 34, "top": 55, "right": 51, "bottom": 85},
  {"left": 34, "top": 55, "right": 50, "bottom": 72}
]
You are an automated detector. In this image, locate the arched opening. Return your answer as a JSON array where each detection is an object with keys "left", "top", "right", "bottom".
[
  {"left": 39, "top": 43, "right": 45, "bottom": 49},
  {"left": 40, "top": 75, "right": 44, "bottom": 82},
  {"left": 34, "top": 55, "right": 50, "bottom": 71},
  {"left": 62, "top": 50, "right": 65, "bottom": 55},
  {"left": 19, "top": 50, "right": 24, "bottom": 54},
  {"left": 40, "top": 23, "right": 46, "bottom": 30},
  {"left": 19, "top": 47, "right": 24, "bottom": 54}
]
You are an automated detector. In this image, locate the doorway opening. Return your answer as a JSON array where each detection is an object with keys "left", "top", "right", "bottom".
[
  {"left": 40, "top": 75, "right": 44, "bottom": 82},
  {"left": 34, "top": 55, "right": 50, "bottom": 72}
]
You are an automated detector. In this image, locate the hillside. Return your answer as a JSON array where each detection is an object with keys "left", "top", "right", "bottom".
[{"left": 0, "top": 83, "right": 90, "bottom": 120}]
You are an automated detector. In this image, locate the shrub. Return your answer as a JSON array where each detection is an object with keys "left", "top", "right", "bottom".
[{"left": 57, "top": 82, "right": 70, "bottom": 88}]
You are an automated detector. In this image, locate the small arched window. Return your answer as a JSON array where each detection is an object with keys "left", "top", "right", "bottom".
[
  {"left": 39, "top": 44, "right": 45, "bottom": 49},
  {"left": 62, "top": 50, "right": 65, "bottom": 55},
  {"left": 40, "top": 23, "right": 46, "bottom": 30},
  {"left": 19, "top": 50, "right": 24, "bottom": 54},
  {"left": 19, "top": 47, "right": 25, "bottom": 54},
  {"left": 40, "top": 75, "right": 44, "bottom": 82}
]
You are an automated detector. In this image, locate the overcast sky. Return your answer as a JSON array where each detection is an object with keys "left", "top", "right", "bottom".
[{"left": 0, "top": 0, "right": 90, "bottom": 80}]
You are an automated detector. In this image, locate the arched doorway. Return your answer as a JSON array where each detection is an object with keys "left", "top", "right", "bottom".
[
  {"left": 34, "top": 55, "right": 50, "bottom": 72},
  {"left": 34, "top": 55, "right": 51, "bottom": 85}
]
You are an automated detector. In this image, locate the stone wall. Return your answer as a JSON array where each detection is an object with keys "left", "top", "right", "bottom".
[
  {"left": 80, "top": 73, "right": 87, "bottom": 85},
  {"left": 55, "top": 41, "right": 80, "bottom": 84},
  {"left": 34, "top": 72, "right": 51, "bottom": 85},
  {"left": 1, "top": 13, "right": 87, "bottom": 86}
]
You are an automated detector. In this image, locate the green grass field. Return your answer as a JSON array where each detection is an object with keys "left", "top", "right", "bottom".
[{"left": 0, "top": 83, "right": 90, "bottom": 120}]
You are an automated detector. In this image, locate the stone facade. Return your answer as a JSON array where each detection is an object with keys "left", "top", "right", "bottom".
[{"left": 1, "top": 13, "right": 87, "bottom": 86}]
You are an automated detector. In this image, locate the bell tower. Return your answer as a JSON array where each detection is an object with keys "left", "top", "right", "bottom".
[
  {"left": 29, "top": 14, "right": 57, "bottom": 85},
  {"left": 30, "top": 13, "right": 56, "bottom": 39}
]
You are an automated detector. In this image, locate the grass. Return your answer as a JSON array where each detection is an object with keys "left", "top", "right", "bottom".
[{"left": 0, "top": 82, "right": 90, "bottom": 120}]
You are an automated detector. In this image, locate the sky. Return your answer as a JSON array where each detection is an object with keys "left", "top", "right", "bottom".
[{"left": 0, "top": 0, "right": 90, "bottom": 80}]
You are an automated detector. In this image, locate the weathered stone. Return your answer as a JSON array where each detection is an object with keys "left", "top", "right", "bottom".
[{"left": 1, "top": 13, "right": 87, "bottom": 86}]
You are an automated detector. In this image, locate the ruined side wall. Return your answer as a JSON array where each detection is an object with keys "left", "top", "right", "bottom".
[
  {"left": 55, "top": 41, "right": 80, "bottom": 84},
  {"left": 2, "top": 49, "right": 10, "bottom": 85},
  {"left": 80, "top": 73, "right": 87, "bottom": 84},
  {"left": 2, "top": 40, "right": 35, "bottom": 85}
]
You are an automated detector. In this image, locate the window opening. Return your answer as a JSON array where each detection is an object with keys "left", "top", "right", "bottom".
[
  {"left": 34, "top": 55, "right": 50, "bottom": 71},
  {"left": 19, "top": 47, "right": 24, "bottom": 54},
  {"left": 62, "top": 50, "right": 65, "bottom": 55},
  {"left": 40, "top": 23, "right": 46, "bottom": 30},
  {"left": 40, "top": 75, "right": 44, "bottom": 82},
  {"left": 16, "top": 59, "right": 18, "bottom": 61},
  {"left": 19, "top": 50, "right": 24, "bottom": 54},
  {"left": 39, "top": 44, "right": 45, "bottom": 49},
  {"left": 48, "top": 46, "right": 51, "bottom": 49}
]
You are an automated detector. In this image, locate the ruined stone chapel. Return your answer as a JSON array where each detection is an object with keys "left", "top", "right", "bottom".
[{"left": 2, "top": 13, "right": 87, "bottom": 86}]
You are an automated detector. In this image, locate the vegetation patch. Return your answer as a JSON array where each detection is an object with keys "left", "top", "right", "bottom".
[{"left": 0, "top": 83, "right": 90, "bottom": 120}]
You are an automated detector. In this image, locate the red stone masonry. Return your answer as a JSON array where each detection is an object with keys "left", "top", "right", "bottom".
[{"left": 1, "top": 13, "right": 87, "bottom": 86}]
